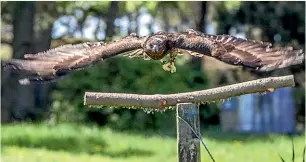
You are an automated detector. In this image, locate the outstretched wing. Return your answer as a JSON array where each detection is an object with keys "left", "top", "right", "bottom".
[
  {"left": 172, "top": 29, "right": 304, "bottom": 71},
  {"left": 3, "top": 34, "right": 146, "bottom": 84}
]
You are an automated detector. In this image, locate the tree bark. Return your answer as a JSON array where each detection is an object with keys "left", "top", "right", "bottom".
[
  {"left": 1, "top": 2, "right": 36, "bottom": 121},
  {"left": 84, "top": 75, "right": 295, "bottom": 110}
]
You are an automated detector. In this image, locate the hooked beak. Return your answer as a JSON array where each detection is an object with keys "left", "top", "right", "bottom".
[{"left": 152, "top": 45, "right": 159, "bottom": 53}]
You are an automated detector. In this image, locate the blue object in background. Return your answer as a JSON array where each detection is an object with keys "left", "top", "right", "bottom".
[
  {"left": 272, "top": 87, "right": 295, "bottom": 133},
  {"left": 222, "top": 97, "right": 238, "bottom": 111},
  {"left": 238, "top": 94, "right": 254, "bottom": 132},
  {"left": 221, "top": 87, "right": 295, "bottom": 134}
]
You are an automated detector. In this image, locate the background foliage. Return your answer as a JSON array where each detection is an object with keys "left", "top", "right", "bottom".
[
  {"left": 49, "top": 57, "right": 213, "bottom": 132},
  {"left": 1, "top": 1, "right": 305, "bottom": 162},
  {"left": 1, "top": 0, "right": 304, "bottom": 132}
]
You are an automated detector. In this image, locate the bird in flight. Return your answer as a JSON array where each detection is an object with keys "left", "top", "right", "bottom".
[{"left": 3, "top": 29, "right": 304, "bottom": 85}]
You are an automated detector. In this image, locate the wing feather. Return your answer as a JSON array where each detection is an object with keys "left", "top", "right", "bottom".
[
  {"left": 208, "top": 34, "right": 304, "bottom": 71},
  {"left": 3, "top": 35, "right": 145, "bottom": 84},
  {"left": 175, "top": 30, "right": 304, "bottom": 71}
]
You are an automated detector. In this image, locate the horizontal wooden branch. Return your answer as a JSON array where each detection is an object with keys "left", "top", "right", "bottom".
[{"left": 84, "top": 75, "right": 295, "bottom": 110}]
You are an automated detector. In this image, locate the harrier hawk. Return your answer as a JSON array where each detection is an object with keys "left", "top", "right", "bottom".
[{"left": 3, "top": 29, "right": 304, "bottom": 84}]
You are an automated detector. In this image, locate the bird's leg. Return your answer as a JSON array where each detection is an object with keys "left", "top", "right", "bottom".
[
  {"left": 161, "top": 49, "right": 177, "bottom": 73},
  {"left": 169, "top": 50, "right": 177, "bottom": 73}
]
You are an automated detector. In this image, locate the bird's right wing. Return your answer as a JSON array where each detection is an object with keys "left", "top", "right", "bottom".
[{"left": 3, "top": 34, "right": 146, "bottom": 84}]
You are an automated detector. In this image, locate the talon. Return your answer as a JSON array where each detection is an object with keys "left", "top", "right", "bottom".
[
  {"left": 160, "top": 59, "right": 167, "bottom": 65},
  {"left": 162, "top": 62, "right": 176, "bottom": 73},
  {"left": 162, "top": 63, "right": 171, "bottom": 72},
  {"left": 170, "top": 63, "right": 176, "bottom": 73}
]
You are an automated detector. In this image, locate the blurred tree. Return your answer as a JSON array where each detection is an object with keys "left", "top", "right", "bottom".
[
  {"left": 33, "top": 2, "right": 59, "bottom": 120},
  {"left": 1, "top": 1, "right": 120, "bottom": 121},
  {"left": 2, "top": 2, "right": 36, "bottom": 121},
  {"left": 1, "top": 2, "right": 60, "bottom": 121},
  {"left": 212, "top": 1, "right": 304, "bottom": 72},
  {"left": 105, "top": 1, "right": 119, "bottom": 39},
  {"left": 192, "top": 1, "right": 207, "bottom": 71}
]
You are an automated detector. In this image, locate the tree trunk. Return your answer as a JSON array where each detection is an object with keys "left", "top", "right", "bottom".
[
  {"left": 105, "top": 1, "right": 119, "bottom": 39},
  {"left": 192, "top": 1, "right": 206, "bottom": 70},
  {"left": 162, "top": 7, "right": 170, "bottom": 32},
  {"left": 191, "top": 2, "right": 207, "bottom": 83},
  {"left": 33, "top": 2, "right": 58, "bottom": 119},
  {"left": 1, "top": 2, "right": 36, "bottom": 121}
]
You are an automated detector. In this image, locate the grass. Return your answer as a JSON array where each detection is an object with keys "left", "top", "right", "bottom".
[{"left": 1, "top": 123, "right": 305, "bottom": 162}]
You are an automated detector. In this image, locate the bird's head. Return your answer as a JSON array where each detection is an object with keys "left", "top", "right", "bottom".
[{"left": 144, "top": 35, "right": 169, "bottom": 60}]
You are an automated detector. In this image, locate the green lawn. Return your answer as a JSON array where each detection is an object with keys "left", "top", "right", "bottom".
[{"left": 1, "top": 123, "right": 305, "bottom": 162}]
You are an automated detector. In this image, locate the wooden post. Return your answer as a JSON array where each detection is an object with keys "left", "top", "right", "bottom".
[{"left": 177, "top": 103, "right": 200, "bottom": 162}]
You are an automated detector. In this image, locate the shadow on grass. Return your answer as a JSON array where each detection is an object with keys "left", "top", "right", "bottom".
[
  {"left": 93, "top": 148, "right": 154, "bottom": 158},
  {"left": 2, "top": 135, "right": 106, "bottom": 152},
  {"left": 2, "top": 135, "right": 154, "bottom": 158},
  {"left": 115, "top": 125, "right": 305, "bottom": 143},
  {"left": 200, "top": 126, "right": 305, "bottom": 142}
]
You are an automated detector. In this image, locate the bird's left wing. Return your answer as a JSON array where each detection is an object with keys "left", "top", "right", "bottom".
[
  {"left": 172, "top": 29, "right": 304, "bottom": 72},
  {"left": 3, "top": 34, "right": 146, "bottom": 84}
]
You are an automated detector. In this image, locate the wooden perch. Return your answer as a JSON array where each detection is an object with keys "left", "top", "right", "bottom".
[{"left": 84, "top": 75, "right": 295, "bottom": 110}]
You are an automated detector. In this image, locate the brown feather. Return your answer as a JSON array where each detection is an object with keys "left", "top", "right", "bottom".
[
  {"left": 3, "top": 35, "right": 146, "bottom": 84},
  {"left": 173, "top": 29, "right": 304, "bottom": 71}
]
